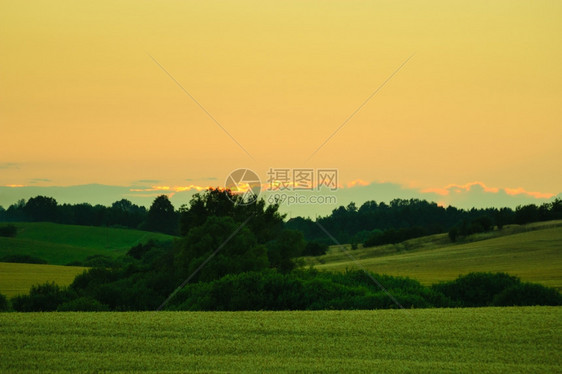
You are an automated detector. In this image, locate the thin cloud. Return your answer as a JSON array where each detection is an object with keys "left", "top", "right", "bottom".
[
  {"left": 346, "top": 179, "right": 369, "bottom": 188},
  {"left": 504, "top": 187, "right": 555, "bottom": 199},
  {"left": 421, "top": 181, "right": 554, "bottom": 199},
  {"left": 28, "top": 178, "right": 52, "bottom": 184},
  {"left": 0, "top": 162, "right": 20, "bottom": 169}
]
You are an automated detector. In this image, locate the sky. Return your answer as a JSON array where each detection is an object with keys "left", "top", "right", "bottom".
[{"left": 1, "top": 1, "right": 561, "bottom": 214}]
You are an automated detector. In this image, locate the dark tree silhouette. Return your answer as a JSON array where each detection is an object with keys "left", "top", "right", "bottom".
[
  {"left": 143, "top": 195, "right": 178, "bottom": 235},
  {"left": 24, "top": 196, "right": 58, "bottom": 222}
]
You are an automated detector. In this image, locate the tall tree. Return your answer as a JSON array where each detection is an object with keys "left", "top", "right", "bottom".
[
  {"left": 24, "top": 196, "right": 58, "bottom": 222},
  {"left": 143, "top": 195, "right": 178, "bottom": 235}
]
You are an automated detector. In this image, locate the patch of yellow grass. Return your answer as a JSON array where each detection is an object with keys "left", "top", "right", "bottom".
[{"left": 0, "top": 262, "right": 86, "bottom": 297}]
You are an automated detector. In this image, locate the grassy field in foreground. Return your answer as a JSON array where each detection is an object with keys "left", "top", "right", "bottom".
[
  {"left": 0, "top": 262, "right": 86, "bottom": 297},
  {"left": 0, "top": 222, "right": 175, "bottom": 265},
  {"left": 0, "top": 307, "right": 560, "bottom": 373},
  {"left": 304, "top": 222, "right": 562, "bottom": 290}
]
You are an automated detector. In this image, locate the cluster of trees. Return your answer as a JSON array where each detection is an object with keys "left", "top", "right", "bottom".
[
  {"left": 287, "top": 198, "right": 562, "bottom": 248},
  {"left": 448, "top": 216, "right": 495, "bottom": 242},
  {"left": 4, "top": 189, "right": 299, "bottom": 311},
  {"left": 4, "top": 270, "right": 561, "bottom": 312},
  {"left": 364, "top": 226, "right": 442, "bottom": 247},
  {"left": 1, "top": 189, "right": 561, "bottom": 312},
  {"left": 0, "top": 195, "right": 178, "bottom": 235},
  {"left": 2, "top": 193, "right": 560, "bottom": 247}
]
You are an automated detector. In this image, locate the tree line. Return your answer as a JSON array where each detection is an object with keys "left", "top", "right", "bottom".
[
  {"left": 1, "top": 193, "right": 561, "bottom": 249},
  {"left": 0, "top": 195, "right": 178, "bottom": 235},
  {"left": 287, "top": 198, "right": 562, "bottom": 249},
  {"left": 1, "top": 189, "right": 561, "bottom": 312}
]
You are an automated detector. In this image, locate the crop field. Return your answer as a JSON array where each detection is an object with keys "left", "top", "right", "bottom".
[
  {"left": 0, "top": 262, "right": 86, "bottom": 297},
  {"left": 0, "top": 307, "right": 560, "bottom": 373},
  {"left": 0, "top": 222, "right": 175, "bottom": 265},
  {"left": 305, "top": 222, "right": 562, "bottom": 290}
]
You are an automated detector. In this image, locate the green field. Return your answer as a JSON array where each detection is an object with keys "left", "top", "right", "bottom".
[
  {"left": 303, "top": 221, "right": 562, "bottom": 290},
  {"left": 0, "top": 262, "right": 86, "bottom": 297},
  {"left": 0, "top": 222, "right": 175, "bottom": 265},
  {"left": 0, "top": 307, "right": 559, "bottom": 372}
]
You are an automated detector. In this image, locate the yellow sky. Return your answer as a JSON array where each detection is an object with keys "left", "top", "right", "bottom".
[{"left": 1, "top": 1, "right": 561, "bottom": 195}]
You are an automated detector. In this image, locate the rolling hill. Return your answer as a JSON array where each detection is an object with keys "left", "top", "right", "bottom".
[
  {"left": 0, "top": 222, "right": 175, "bottom": 265},
  {"left": 302, "top": 221, "right": 562, "bottom": 290}
]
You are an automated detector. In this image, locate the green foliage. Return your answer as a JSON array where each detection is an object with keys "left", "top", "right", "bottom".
[
  {"left": 142, "top": 195, "right": 178, "bottom": 235},
  {"left": 448, "top": 216, "right": 494, "bottom": 242},
  {"left": 57, "top": 296, "right": 109, "bottom": 311},
  {"left": 0, "top": 254, "right": 47, "bottom": 264},
  {"left": 448, "top": 227, "right": 458, "bottom": 242},
  {"left": 302, "top": 241, "right": 329, "bottom": 256},
  {"left": 492, "top": 283, "right": 562, "bottom": 306},
  {"left": 175, "top": 216, "right": 269, "bottom": 282},
  {"left": 24, "top": 196, "right": 58, "bottom": 222},
  {"left": 364, "top": 226, "right": 439, "bottom": 247},
  {"left": 179, "top": 188, "right": 285, "bottom": 243},
  {"left": 11, "top": 282, "right": 73, "bottom": 312},
  {"left": 432, "top": 273, "right": 544, "bottom": 307},
  {"left": 266, "top": 229, "right": 305, "bottom": 272},
  {"left": 168, "top": 269, "right": 455, "bottom": 311},
  {"left": 82, "top": 255, "right": 121, "bottom": 268},
  {"left": 1, "top": 196, "right": 149, "bottom": 230},
  {"left": 0, "top": 292, "right": 8, "bottom": 311},
  {"left": 0, "top": 224, "right": 17, "bottom": 237}
]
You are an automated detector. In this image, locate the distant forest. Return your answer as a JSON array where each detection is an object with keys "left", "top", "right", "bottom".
[
  {"left": 2, "top": 189, "right": 561, "bottom": 312},
  {"left": 287, "top": 198, "right": 562, "bottom": 248},
  {"left": 1, "top": 193, "right": 561, "bottom": 248}
]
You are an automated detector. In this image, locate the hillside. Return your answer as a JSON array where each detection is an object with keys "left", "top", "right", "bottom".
[
  {"left": 0, "top": 222, "right": 175, "bottom": 265},
  {"left": 302, "top": 221, "right": 562, "bottom": 290},
  {"left": 0, "top": 262, "right": 86, "bottom": 297}
]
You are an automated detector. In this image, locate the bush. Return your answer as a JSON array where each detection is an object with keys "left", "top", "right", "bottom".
[
  {"left": 168, "top": 269, "right": 449, "bottom": 311},
  {"left": 11, "top": 282, "right": 72, "bottom": 312},
  {"left": 82, "top": 255, "right": 119, "bottom": 268},
  {"left": 0, "top": 224, "right": 17, "bottom": 237},
  {"left": 57, "top": 296, "right": 110, "bottom": 311},
  {"left": 302, "top": 241, "right": 329, "bottom": 256},
  {"left": 0, "top": 254, "right": 47, "bottom": 264},
  {"left": 432, "top": 272, "right": 521, "bottom": 307},
  {"left": 0, "top": 292, "right": 9, "bottom": 311},
  {"left": 492, "top": 283, "right": 562, "bottom": 306}
]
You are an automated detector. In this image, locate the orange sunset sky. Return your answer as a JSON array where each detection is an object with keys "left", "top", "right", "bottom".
[{"left": 1, "top": 1, "right": 561, "bottom": 209}]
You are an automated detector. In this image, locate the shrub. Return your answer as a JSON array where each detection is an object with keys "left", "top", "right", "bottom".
[
  {"left": 11, "top": 282, "right": 72, "bottom": 312},
  {"left": 0, "top": 292, "right": 9, "bottom": 311},
  {"left": 492, "top": 283, "right": 562, "bottom": 306},
  {"left": 0, "top": 224, "right": 17, "bottom": 237},
  {"left": 81, "top": 255, "right": 119, "bottom": 268},
  {"left": 0, "top": 254, "right": 47, "bottom": 264},
  {"left": 302, "top": 241, "right": 329, "bottom": 256},
  {"left": 432, "top": 272, "right": 521, "bottom": 307},
  {"left": 57, "top": 296, "right": 110, "bottom": 311}
]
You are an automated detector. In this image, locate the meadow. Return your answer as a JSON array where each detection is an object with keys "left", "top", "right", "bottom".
[
  {"left": 0, "top": 262, "right": 86, "bottom": 297},
  {"left": 0, "top": 307, "right": 560, "bottom": 373},
  {"left": 0, "top": 222, "right": 175, "bottom": 265},
  {"left": 304, "top": 221, "right": 562, "bottom": 290}
]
